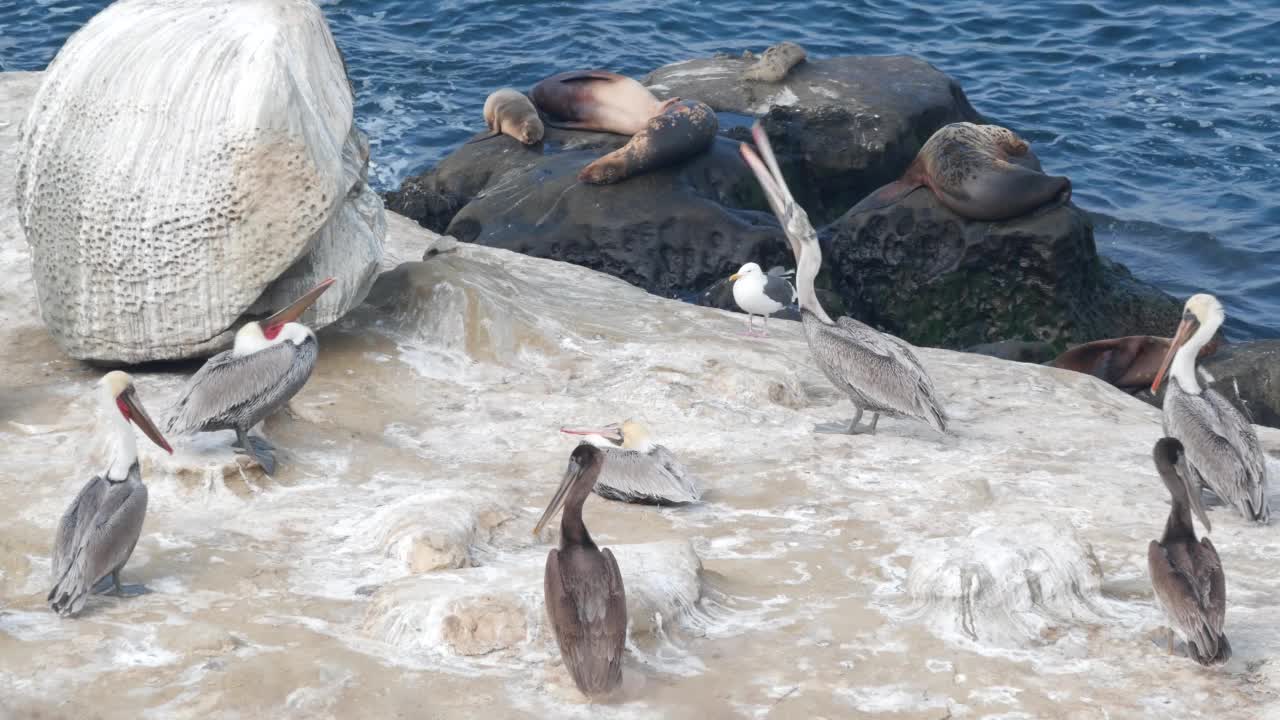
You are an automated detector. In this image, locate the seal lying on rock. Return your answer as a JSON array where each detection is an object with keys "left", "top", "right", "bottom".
[
  {"left": 531, "top": 69, "right": 678, "bottom": 135},
  {"left": 850, "top": 122, "right": 1072, "bottom": 222},
  {"left": 578, "top": 100, "right": 719, "bottom": 184},
  {"left": 1049, "top": 333, "right": 1221, "bottom": 394},
  {"left": 470, "top": 88, "right": 543, "bottom": 145},
  {"left": 741, "top": 41, "right": 807, "bottom": 82}
]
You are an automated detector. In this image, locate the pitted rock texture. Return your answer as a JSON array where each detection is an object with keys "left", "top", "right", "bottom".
[{"left": 16, "top": 0, "right": 385, "bottom": 362}]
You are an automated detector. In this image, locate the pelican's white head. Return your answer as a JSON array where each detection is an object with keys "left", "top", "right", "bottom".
[
  {"left": 560, "top": 419, "right": 655, "bottom": 454},
  {"left": 1152, "top": 293, "right": 1225, "bottom": 395},
  {"left": 97, "top": 371, "right": 172, "bottom": 479},
  {"left": 232, "top": 277, "right": 334, "bottom": 357}
]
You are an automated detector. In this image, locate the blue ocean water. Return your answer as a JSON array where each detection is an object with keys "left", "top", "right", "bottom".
[{"left": 2, "top": 1, "right": 1277, "bottom": 339}]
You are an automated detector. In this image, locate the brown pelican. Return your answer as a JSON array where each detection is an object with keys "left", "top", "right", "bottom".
[
  {"left": 1148, "top": 437, "right": 1230, "bottom": 665},
  {"left": 166, "top": 278, "right": 334, "bottom": 475},
  {"left": 739, "top": 123, "right": 948, "bottom": 435},
  {"left": 533, "top": 444, "right": 627, "bottom": 699},
  {"left": 1152, "top": 294, "right": 1269, "bottom": 523},
  {"left": 49, "top": 371, "right": 172, "bottom": 617},
  {"left": 729, "top": 262, "right": 795, "bottom": 337},
  {"left": 561, "top": 420, "right": 701, "bottom": 505}
]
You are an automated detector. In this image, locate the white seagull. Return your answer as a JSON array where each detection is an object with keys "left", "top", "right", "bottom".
[{"left": 730, "top": 262, "right": 796, "bottom": 337}]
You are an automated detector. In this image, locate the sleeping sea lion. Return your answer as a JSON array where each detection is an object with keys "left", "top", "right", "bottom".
[
  {"left": 469, "top": 88, "right": 544, "bottom": 145},
  {"left": 1049, "top": 333, "right": 1222, "bottom": 394},
  {"left": 530, "top": 70, "right": 679, "bottom": 136},
  {"left": 741, "top": 41, "right": 807, "bottom": 82},
  {"left": 850, "top": 122, "right": 1071, "bottom": 222},
  {"left": 578, "top": 100, "right": 718, "bottom": 184}
]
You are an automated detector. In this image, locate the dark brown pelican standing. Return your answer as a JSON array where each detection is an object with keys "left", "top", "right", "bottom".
[
  {"left": 533, "top": 444, "right": 627, "bottom": 699},
  {"left": 166, "top": 278, "right": 334, "bottom": 474},
  {"left": 1148, "top": 437, "right": 1230, "bottom": 665},
  {"left": 739, "top": 123, "right": 948, "bottom": 435},
  {"left": 49, "top": 371, "right": 173, "bottom": 617}
]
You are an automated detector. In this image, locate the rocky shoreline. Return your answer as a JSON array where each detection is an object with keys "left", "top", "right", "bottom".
[{"left": 387, "top": 54, "right": 1180, "bottom": 352}]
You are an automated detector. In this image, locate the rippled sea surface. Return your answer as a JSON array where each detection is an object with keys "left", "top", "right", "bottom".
[{"left": 1, "top": 1, "right": 1276, "bottom": 338}]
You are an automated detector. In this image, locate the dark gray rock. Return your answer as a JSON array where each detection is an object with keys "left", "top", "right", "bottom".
[
  {"left": 389, "top": 126, "right": 792, "bottom": 297},
  {"left": 1202, "top": 340, "right": 1280, "bottom": 429},
  {"left": 644, "top": 55, "right": 983, "bottom": 226},
  {"left": 819, "top": 187, "right": 1181, "bottom": 351}
]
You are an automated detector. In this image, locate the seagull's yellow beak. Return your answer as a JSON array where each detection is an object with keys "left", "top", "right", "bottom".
[{"left": 729, "top": 273, "right": 741, "bottom": 281}]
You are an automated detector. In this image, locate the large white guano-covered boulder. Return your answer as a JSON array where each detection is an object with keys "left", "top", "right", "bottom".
[{"left": 15, "top": 0, "right": 386, "bottom": 362}]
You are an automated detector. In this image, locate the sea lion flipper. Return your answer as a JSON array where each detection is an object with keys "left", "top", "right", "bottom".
[
  {"left": 579, "top": 100, "right": 717, "bottom": 184},
  {"left": 938, "top": 160, "right": 1071, "bottom": 221},
  {"left": 464, "top": 130, "right": 503, "bottom": 145},
  {"left": 847, "top": 180, "right": 926, "bottom": 216}
]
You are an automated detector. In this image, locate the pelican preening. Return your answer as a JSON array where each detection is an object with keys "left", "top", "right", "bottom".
[
  {"left": 534, "top": 444, "right": 628, "bottom": 700},
  {"left": 1148, "top": 437, "right": 1230, "bottom": 665},
  {"left": 729, "top": 262, "right": 795, "bottom": 337},
  {"left": 1152, "top": 294, "right": 1269, "bottom": 524},
  {"left": 166, "top": 277, "right": 335, "bottom": 474},
  {"left": 739, "top": 123, "right": 949, "bottom": 435},
  {"left": 561, "top": 420, "right": 702, "bottom": 505},
  {"left": 49, "top": 372, "right": 172, "bottom": 617}
]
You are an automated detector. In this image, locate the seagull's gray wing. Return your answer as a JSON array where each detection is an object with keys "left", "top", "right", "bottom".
[
  {"left": 763, "top": 273, "right": 797, "bottom": 305},
  {"left": 166, "top": 341, "right": 317, "bottom": 434}
]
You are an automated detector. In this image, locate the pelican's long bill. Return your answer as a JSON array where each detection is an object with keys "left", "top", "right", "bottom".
[
  {"left": 739, "top": 123, "right": 804, "bottom": 260},
  {"left": 1151, "top": 315, "right": 1200, "bottom": 393},
  {"left": 533, "top": 453, "right": 587, "bottom": 536},
  {"left": 261, "top": 277, "right": 336, "bottom": 331},
  {"left": 560, "top": 425, "right": 624, "bottom": 443},
  {"left": 120, "top": 386, "right": 173, "bottom": 454}
]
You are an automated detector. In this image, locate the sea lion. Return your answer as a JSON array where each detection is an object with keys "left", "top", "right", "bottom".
[
  {"left": 530, "top": 70, "right": 679, "bottom": 136},
  {"left": 578, "top": 100, "right": 718, "bottom": 184},
  {"left": 741, "top": 41, "right": 807, "bottom": 82},
  {"left": 1049, "top": 333, "right": 1222, "bottom": 394},
  {"left": 469, "top": 88, "right": 543, "bottom": 145},
  {"left": 851, "top": 122, "right": 1072, "bottom": 222}
]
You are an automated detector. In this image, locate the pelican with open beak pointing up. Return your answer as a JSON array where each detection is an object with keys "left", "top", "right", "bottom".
[
  {"left": 739, "top": 123, "right": 948, "bottom": 436},
  {"left": 1152, "top": 293, "right": 1268, "bottom": 523},
  {"left": 49, "top": 372, "right": 172, "bottom": 617},
  {"left": 166, "top": 278, "right": 335, "bottom": 474},
  {"left": 534, "top": 444, "right": 627, "bottom": 700}
]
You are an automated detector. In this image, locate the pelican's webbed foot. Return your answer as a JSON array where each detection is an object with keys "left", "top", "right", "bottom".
[
  {"left": 101, "top": 571, "right": 150, "bottom": 598},
  {"left": 234, "top": 428, "right": 278, "bottom": 475}
]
